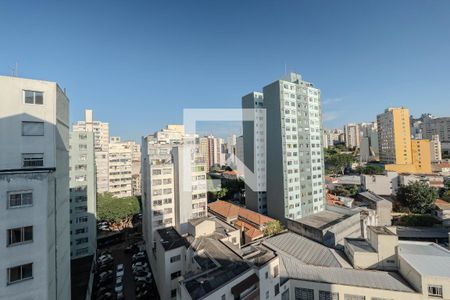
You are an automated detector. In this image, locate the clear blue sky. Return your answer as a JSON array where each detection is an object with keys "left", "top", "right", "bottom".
[{"left": 1, "top": 0, "right": 449, "bottom": 141}]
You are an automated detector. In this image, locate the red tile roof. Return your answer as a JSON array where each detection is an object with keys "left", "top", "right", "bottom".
[
  {"left": 435, "top": 199, "right": 450, "bottom": 210},
  {"left": 208, "top": 200, "right": 274, "bottom": 226}
]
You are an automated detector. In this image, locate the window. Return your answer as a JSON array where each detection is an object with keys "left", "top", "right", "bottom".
[
  {"left": 76, "top": 216, "right": 88, "bottom": 223},
  {"left": 170, "top": 255, "right": 181, "bottom": 263},
  {"left": 275, "top": 283, "right": 280, "bottom": 296},
  {"left": 22, "top": 121, "right": 44, "bottom": 136},
  {"left": 320, "top": 291, "right": 339, "bottom": 300},
  {"left": 22, "top": 153, "right": 44, "bottom": 167},
  {"left": 266, "top": 291, "right": 270, "bottom": 299},
  {"left": 265, "top": 271, "right": 268, "bottom": 279},
  {"left": 24, "top": 90, "right": 43, "bottom": 105},
  {"left": 171, "top": 289, "right": 177, "bottom": 298},
  {"left": 428, "top": 285, "right": 443, "bottom": 298},
  {"left": 7, "top": 226, "right": 33, "bottom": 246},
  {"left": 76, "top": 248, "right": 89, "bottom": 256},
  {"left": 295, "top": 288, "right": 314, "bottom": 300},
  {"left": 221, "top": 295, "right": 226, "bottom": 300},
  {"left": 170, "top": 271, "right": 181, "bottom": 280},
  {"left": 273, "top": 265, "right": 279, "bottom": 277},
  {"left": 76, "top": 237, "right": 88, "bottom": 245},
  {"left": 8, "top": 263, "right": 33, "bottom": 284},
  {"left": 8, "top": 191, "right": 32, "bottom": 208}
]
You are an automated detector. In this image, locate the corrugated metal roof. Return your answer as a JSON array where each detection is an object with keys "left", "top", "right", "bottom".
[
  {"left": 398, "top": 241, "right": 450, "bottom": 277},
  {"left": 280, "top": 254, "right": 415, "bottom": 292},
  {"left": 263, "top": 232, "right": 342, "bottom": 267}
]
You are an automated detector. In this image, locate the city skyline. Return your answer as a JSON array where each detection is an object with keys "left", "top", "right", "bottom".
[{"left": 1, "top": 0, "right": 450, "bottom": 142}]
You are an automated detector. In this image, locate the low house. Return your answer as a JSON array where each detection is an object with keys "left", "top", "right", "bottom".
[
  {"left": 208, "top": 200, "right": 275, "bottom": 244},
  {"left": 434, "top": 199, "right": 450, "bottom": 227}
]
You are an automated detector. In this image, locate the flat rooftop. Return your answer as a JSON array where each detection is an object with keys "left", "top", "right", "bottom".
[
  {"left": 369, "top": 226, "right": 396, "bottom": 235},
  {"left": 396, "top": 226, "right": 449, "bottom": 239},
  {"left": 398, "top": 241, "right": 450, "bottom": 277},
  {"left": 358, "top": 191, "right": 390, "bottom": 203},
  {"left": 294, "top": 210, "right": 355, "bottom": 230},
  {"left": 156, "top": 227, "right": 189, "bottom": 251},
  {"left": 345, "top": 238, "right": 376, "bottom": 253}
]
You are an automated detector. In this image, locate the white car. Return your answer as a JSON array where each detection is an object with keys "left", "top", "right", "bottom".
[
  {"left": 132, "top": 262, "right": 148, "bottom": 270},
  {"left": 115, "top": 276, "right": 123, "bottom": 293},
  {"left": 116, "top": 264, "right": 124, "bottom": 277}
]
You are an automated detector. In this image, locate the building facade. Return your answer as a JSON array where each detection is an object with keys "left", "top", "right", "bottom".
[
  {"left": 108, "top": 137, "right": 134, "bottom": 197},
  {"left": 242, "top": 91, "right": 267, "bottom": 214},
  {"left": 377, "top": 107, "right": 432, "bottom": 174},
  {"left": 69, "top": 130, "right": 97, "bottom": 259},
  {"left": 246, "top": 73, "right": 325, "bottom": 222},
  {"left": 344, "top": 123, "right": 360, "bottom": 149},
  {"left": 73, "top": 109, "right": 110, "bottom": 193},
  {"left": 0, "top": 76, "right": 71, "bottom": 300}
]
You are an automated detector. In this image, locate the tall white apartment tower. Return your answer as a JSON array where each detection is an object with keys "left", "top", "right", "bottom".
[
  {"left": 344, "top": 123, "right": 361, "bottom": 149},
  {"left": 260, "top": 73, "right": 325, "bottom": 222},
  {"left": 242, "top": 92, "right": 267, "bottom": 214},
  {"left": 73, "top": 109, "right": 110, "bottom": 193},
  {"left": 108, "top": 137, "right": 133, "bottom": 197},
  {"left": 69, "top": 131, "right": 97, "bottom": 259},
  {"left": 0, "top": 76, "right": 71, "bottom": 300}
]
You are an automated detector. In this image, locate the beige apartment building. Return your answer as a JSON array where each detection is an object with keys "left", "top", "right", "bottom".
[
  {"left": 108, "top": 137, "right": 134, "bottom": 197},
  {"left": 73, "top": 109, "right": 110, "bottom": 193}
]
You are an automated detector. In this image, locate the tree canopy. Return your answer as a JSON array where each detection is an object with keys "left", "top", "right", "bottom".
[
  {"left": 325, "top": 149, "right": 355, "bottom": 175},
  {"left": 262, "top": 220, "right": 284, "bottom": 236},
  {"left": 331, "top": 184, "right": 359, "bottom": 197},
  {"left": 97, "top": 193, "right": 140, "bottom": 223},
  {"left": 356, "top": 165, "right": 385, "bottom": 175},
  {"left": 396, "top": 181, "right": 438, "bottom": 214}
]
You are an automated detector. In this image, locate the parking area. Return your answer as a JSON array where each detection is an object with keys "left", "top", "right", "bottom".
[{"left": 92, "top": 225, "right": 159, "bottom": 300}]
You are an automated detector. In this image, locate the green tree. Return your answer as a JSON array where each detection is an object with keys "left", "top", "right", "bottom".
[
  {"left": 97, "top": 193, "right": 140, "bottom": 223},
  {"left": 262, "top": 220, "right": 284, "bottom": 236},
  {"left": 396, "top": 181, "right": 438, "bottom": 214},
  {"left": 325, "top": 153, "right": 355, "bottom": 175},
  {"left": 356, "top": 165, "right": 385, "bottom": 175},
  {"left": 331, "top": 184, "right": 359, "bottom": 197}
]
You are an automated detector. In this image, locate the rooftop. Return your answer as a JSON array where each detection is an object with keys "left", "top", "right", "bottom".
[
  {"left": 279, "top": 254, "right": 415, "bottom": 293},
  {"left": 293, "top": 209, "right": 355, "bottom": 230},
  {"left": 156, "top": 227, "right": 189, "bottom": 251},
  {"left": 263, "top": 232, "right": 343, "bottom": 267},
  {"left": 396, "top": 226, "right": 449, "bottom": 239},
  {"left": 369, "top": 226, "right": 396, "bottom": 235},
  {"left": 345, "top": 238, "right": 376, "bottom": 253},
  {"left": 435, "top": 199, "right": 450, "bottom": 210},
  {"left": 358, "top": 191, "right": 390, "bottom": 203},
  {"left": 208, "top": 200, "right": 274, "bottom": 226},
  {"left": 398, "top": 241, "right": 450, "bottom": 277}
]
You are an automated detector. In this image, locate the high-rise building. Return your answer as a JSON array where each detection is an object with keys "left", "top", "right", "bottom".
[
  {"left": 0, "top": 76, "right": 71, "bottom": 299},
  {"left": 420, "top": 114, "right": 450, "bottom": 143},
  {"left": 430, "top": 134, "right": 442, "bottom": 163},
  {"left": 108, "top": 137, "right": 133, "bottom": 197},
  {"left": 69, "top": 131, "right": 97, "bottom": 259},
  {"left": 359, "top": 122, "right": 379, "bottom": 162},
  {"left": 344, "top": 123, "right": 361, "bottom": 149},
  {"left": 242, "top": 92, "right": 267, "bottom": 214},
  {"left": 131, "top": 142, "right": 142, "bottom": 196},
  {"left": 141, "top": 125, "right": 207, "bottom": 247},
  {"left": 323, "top": 128, "right": 344, "bottom": 148},
  {"left": 73, "top": 109, "right": 110, "bottom": 193},
  {"left": 243, "top": 73, "right": 325, "bottom": 222},
  {"left": 377, "top": 107, "right": 432, "bottom": 173}
]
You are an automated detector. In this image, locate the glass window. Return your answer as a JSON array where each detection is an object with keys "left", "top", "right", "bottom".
[
  {"left": 7, "top": 226, "right": 33, "bottom": 246},
  {"left": 8, "top": 263, "right": 33, "bottom": 284},
  {"left": 23, "top": 90, "right": 44, "bottom": 105},
  {"left": 8, "top": 191, "right": 33, "bottom": 208},
  {"left": 320, "top": 291, "right": 339, "bottom": 300},
  {"left": 170, "top": 255, "right": 181, "bottom": 263},
  {"left": 295, "top": 288, "right": 314, "bottom": 300},
  {"left": 428, "top": 285, "right": 443, "bottom": 298},
  {"left": 22, "top": 121, "right": 44, "bottom": 136},
  {"left": 344, "top": 295, "right": 365, "bottom": 300}
]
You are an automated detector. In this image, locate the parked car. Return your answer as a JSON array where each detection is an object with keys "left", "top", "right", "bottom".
[
  {"left": 135, "top": 283, "right": 149, "bottom": 293},
  {"left": 132, "top": 262, "right": 148, "bottom": 270},
  {"left": 98, "top": 270, "right": 114, "bottom": 281},
  {"left": 95, "top": 286, "right": 111, "bottom": 297},
  {"left": 116, "top": 264, "right": 124, "bottom": 277},
  {"left": 136, "top": 290, "right": 148, "bottom": 299},
  {"left": 132, "top": 252, "right": 146, "bottom": 261},
  {"left": 97, "top": 262, "right": 114, "bottom": 272},
  {"left": 98, "top": 256, "right": 114, "bottom": 265},
  {"left": 135, "top": 275, "right": 151, "bottom": 284},
  {"left": 115, "top": 276, "right": 123, "bottom": 293},
  {"left": 97, "top": 292, "right": 113, "bottom": 300},
  {"left": 132, "top": 266, "right": 149, "bottom": 275}
]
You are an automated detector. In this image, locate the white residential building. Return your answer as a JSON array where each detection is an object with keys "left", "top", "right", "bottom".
[
  {"left": 246, "top": 73, "right": 325, "bottom": 222},
  {"left": 430, "top": 134, "right": 442, "bottom": 163},
  {"left": 359, "top": 122, "right": 379, "bottom": 162},
  {"left": 344, "top": 123, "right": 361, "bottom": 149},
  {"left": 242, "top": 91, "right": 267, "bottom": 214},
  {"left": 73, "top": 109, "right": 110, "bottom": 193},
  {"left": 69, "top": 130, "right": 97, "bottom": 259},
  {"left": 108, "top": 137, "right": 133, "bottom": 197},
  {"left": 0, "top": 76, "right": 71, "bottom": 300},
  {"left": 131, "top": 142, "right": 141, "bottom": 196}
]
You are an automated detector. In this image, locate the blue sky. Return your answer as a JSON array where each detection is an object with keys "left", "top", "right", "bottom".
[{"left": 1, "top": 0, "right": 449, "bottom": 141}]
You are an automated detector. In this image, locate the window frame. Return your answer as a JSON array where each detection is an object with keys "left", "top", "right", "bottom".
[
  {"left": 7, "top": 226, "right": 33, "bottom": 247},
  {"left": 21, "top": 121, "right": 44, "bottom": 136},
  {"left": 7, "top": 263, "right": 33, "bottom": 285},
  {"left": 428, "top": 285, "right": 443, "bottom": 298},
  {"left": 23, "top": 90, "right": 44, "bottom": 105},
  {"left": 22, "top": 153, "right": 44, "bottom": 168},
  {"left": 7, "top": 190, "right": 33, "bottom": 209}
]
